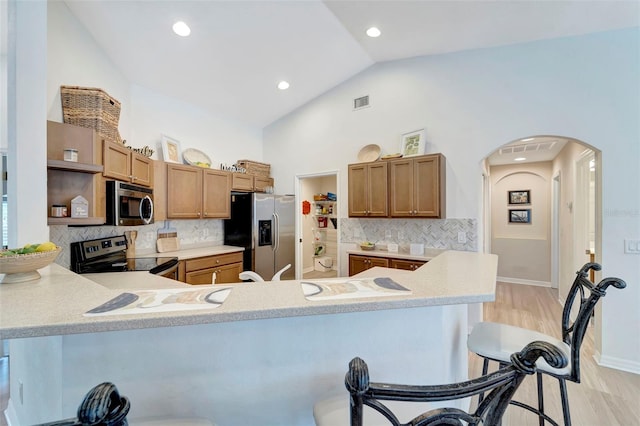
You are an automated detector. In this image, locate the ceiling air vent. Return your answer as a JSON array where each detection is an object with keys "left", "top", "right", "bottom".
[{"left": 353, "top": 95, "right": 370, "bottom": 110}]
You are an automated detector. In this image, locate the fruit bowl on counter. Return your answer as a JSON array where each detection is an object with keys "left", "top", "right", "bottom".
[
  {"left": 0, "top": 243, "right": 62, "bottom": 283},
  {"left": 360, "top": 242, "right": 376, "bottom": 251}
]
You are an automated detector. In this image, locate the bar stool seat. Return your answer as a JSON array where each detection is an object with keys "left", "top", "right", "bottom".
[
  {"left": 466, "top": 263, "right": 626, "bottom": 426},
  {"left": 467, "top": 322, "right": 572, "bottom": 376}
]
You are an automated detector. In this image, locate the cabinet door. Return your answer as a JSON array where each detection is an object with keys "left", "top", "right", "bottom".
[
  {"left": 389, "top": 159, "right": 414, "bottom": 216},
  {"left": 103, "top": 141, "right": 131, "bottom": 181},
  {"left": 131, "top": 153, "right": 153, "bottom": 187},
  {"left": 413, "top": 155, "right": 441, "bottom": 217},
  {"left": 349, "top": 255, "right": 369, "bottom": 276},
  {"left": 254, "top": 176, "right": 274, "bottom": 192},
  {"left": 348, "top": 255, "right": 389, "bottom": 276},
  {"left": 203, "top": 169, "right": 231, "bottom": 218},
  {"left": 214, "top": 262, "right": 244, "bottom": 284},
  {"left": 367, "top": 162, "right": 388, "bottom": 217},
  {"left": 390, "top": 259, "right": 426, "bottom": 271},
  {"left": 348, "top": 164, "right": 368, "bottom": 217},
  {"left": 167, "top": 164, "right": 202, "bottom": 219},
  {"left": 231, "top": 173, "right": 254, "bottom": 191},
  {"left": 185, "top": 267, "right": 217, "bottom": 285}
]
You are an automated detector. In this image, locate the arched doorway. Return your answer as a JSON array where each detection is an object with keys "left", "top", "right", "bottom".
[{"left": 483, "top": 135, "right": 601, "bottom": 301}]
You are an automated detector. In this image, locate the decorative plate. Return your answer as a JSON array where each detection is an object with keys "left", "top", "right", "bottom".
[
  {"left": 357, "top": 144, "right": 381, "bottom": 162},
  {"left": 381, "top": 153, "right": 403, "bottom": 160},
  {"left": 182, "top": 148, "right": 212, "bottom": 168}
]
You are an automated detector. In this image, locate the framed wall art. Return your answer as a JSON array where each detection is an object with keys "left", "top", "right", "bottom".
[
  {"left": 400, "top": 129, "right": 426, "bottom": 157},
  {"left": 161, "top": 135, "right": 182, "bottom": 163},
  {"left": 509, "top": 209, "right": 531, "bottom": 224},
  {"left": 508, "top": 190, "right": 530, "bottom": 205}
]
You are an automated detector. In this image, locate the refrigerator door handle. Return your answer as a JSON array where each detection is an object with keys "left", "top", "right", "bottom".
[{"left": 273, "top": 212, "right": 279, "bottom": 252}]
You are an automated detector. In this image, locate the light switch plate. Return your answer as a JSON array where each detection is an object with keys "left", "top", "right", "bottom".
[{"left": 624, "top": 239, "right": 640, "bottom": 254}]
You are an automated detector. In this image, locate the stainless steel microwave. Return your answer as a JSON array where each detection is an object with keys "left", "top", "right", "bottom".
[{"left": 106, "top": 181, "right": 154, "bottom": 226}]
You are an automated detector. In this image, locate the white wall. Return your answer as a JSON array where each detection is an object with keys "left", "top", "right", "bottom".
[
  {"left": 490, "top": 162, "right": 552, "bottom": 285},
  {"left": 47, "top": 1, "right": 263, "bottom": 166},
  {"left": 264, "top": 28, "right": 640, "bottom": 370}
]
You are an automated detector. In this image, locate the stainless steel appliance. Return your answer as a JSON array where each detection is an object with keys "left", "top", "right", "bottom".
[
  {"left": 70, "top": 235, "right": 178, "bottom": 279},
  {"left": 224, "top": 192, "right": 295, "bottom": 280},
  {"left": 106, "top": 181, "right": 154, "bottom": 226}
]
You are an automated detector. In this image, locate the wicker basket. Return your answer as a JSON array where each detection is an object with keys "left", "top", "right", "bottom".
[
  {"left": 236, "top": 160, "right": 271, "bottom": 177},
  {"left": 60, "top": 86, "right": 122, "bottom": 144}
]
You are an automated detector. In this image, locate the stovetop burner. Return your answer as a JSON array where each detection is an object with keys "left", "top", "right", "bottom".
[{"left": 70, "top": 235, "right": 178, "bottom": 275}]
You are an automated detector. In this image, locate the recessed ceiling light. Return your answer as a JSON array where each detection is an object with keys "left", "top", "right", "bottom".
[
  {"left": 521, "top": 137, "right": 535, "bottom": 142},
  {"left": 514, "top": 157, "right": 527, "bottom": 161},
  {"left": 277, "top": 81, "right": 290, "bottom": 90},
  {"left": 366, "top": 27, "right": 381, "bottom": 38},
  {"left": 172, "top": 21, "right": 191, "bottom": 37}
]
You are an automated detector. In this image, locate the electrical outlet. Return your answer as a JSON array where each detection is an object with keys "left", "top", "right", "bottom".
[
  {"left": 202, "top": 228, "right": 209, "bottom": 238},
  {"left": 624, "top": 239, "right": 640, "bottom": 254},
  {"left": 458, "top": 232, "right": 467, "bottom": 244}
]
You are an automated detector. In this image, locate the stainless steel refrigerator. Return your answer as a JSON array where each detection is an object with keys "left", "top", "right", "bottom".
[{"left": 224, "top": 192, "right": 296, "bottom": 280}]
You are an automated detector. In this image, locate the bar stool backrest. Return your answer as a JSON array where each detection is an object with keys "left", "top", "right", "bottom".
[{"left": 561, "top": 262, "right": 627, "bottom": 382}]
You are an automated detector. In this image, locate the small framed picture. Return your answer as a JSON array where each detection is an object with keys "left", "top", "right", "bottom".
[
  {"left": 508, "top": 190, "right": 530, "bottom": 205},
  {"left": 400, "top": 129, "right": 426, "bottom": 157},
  {"left": 509, "top": 209, "right": 531, "bottom": 224},
  {"left": 161, "top": 135, "right": 182, "bottom": 163}
]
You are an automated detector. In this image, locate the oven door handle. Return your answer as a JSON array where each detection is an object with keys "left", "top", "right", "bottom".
[
  {"left": 149, "top": 258, "right": 179, "bottom": 276},
  {"left": 140, "top": 195, "right": 154, "bottom": 225}
]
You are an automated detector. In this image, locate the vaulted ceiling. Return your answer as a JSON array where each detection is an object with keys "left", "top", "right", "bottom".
[{"left": 63, "top": 0, "right": 639, "bottom": 131}]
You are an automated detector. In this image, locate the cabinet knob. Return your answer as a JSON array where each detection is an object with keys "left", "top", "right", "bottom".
[{"left": 216, "top": 259, "right": 220, "bottom": 264}]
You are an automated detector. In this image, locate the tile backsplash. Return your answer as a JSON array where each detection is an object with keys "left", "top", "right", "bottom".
[
  {"left": 50, "top": 219, "right": 224, "bottom": 269},
  {"left": 51, "top": 217, "right": 476, "bottom": 269},
  {"left": 340, "top": 218, "right": 476, "bottom": 252}
]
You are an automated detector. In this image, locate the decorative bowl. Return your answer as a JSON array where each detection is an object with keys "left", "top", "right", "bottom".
[
  {"left": 360, "top": 242, "right": 375, "bottom": 251},
  {"left": 0, "top": 247, "right": 62, "bottom": 283}
]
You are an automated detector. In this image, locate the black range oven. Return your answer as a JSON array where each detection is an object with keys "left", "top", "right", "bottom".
[{"left": 70, "top": 235, "right": 178, "bottom": 280}]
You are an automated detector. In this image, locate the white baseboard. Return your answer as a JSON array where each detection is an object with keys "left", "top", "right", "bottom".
[
  {"left": 496, "top": 276, "right": 551, "bottom": 287},
  {"left": 4, "top": 399, "right": 18, "bottom": 426},
  {"left": 594, "top": 351, "right": 640, "bottom": 375}
]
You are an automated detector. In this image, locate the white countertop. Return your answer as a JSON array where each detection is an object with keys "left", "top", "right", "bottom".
[
  {"left": 346, "top": 247, "right": 446, "bottom": 261},
  {"left": 0, "top": 250, "right": 497, "bottom": 340},
  {"left": 139, "top": 244, "right": 244, "bottom": 260}
]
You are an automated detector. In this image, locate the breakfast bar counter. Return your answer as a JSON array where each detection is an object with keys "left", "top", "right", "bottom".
[{"left": 1, "top": 251, "right": 497, "bottom": 425}]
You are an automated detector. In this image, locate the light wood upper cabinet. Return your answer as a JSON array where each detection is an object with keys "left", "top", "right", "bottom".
[
  {"left": 202, "top": 169, "right": 231, "bottom": 218},
  {"left": 231, "top": 173, "right": 274, "bottom": 192},
  {"left": 348, "top": 161, "right": 388, "bottom": 217},
  {"left": 103, "top": 140, "right": 153, "bottom": 187},
  {"left": 167, "top": 164, "right": 203, "bottom": 219},
  {"left": 166, "top": 163, "right": 230, "bottom": 219},
  {"left": 389, "top": 154, "right": 446, "bottom": 218}
]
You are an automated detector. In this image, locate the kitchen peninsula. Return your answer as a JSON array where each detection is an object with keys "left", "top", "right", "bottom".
[{"left": 0, "top": 251, "right": 497, "bottom": 425}]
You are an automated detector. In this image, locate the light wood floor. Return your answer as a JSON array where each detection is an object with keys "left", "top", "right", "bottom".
[
  {"left": 303, "top": 269, "right": 338, "bottom": 279},
  {"left": 473, "top": 282, "right": 640, "bottom": 426},
  {"left": 1, "top": 283, "right": 638, "bottom": 425}
]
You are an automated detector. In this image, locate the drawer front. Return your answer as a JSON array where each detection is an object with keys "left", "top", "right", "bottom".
[
  {"left": 390, "top": 259, "right": 426, "bottom": 271},
  {"left": 184, "top": 252, "right": 244, "bottom": 273}
]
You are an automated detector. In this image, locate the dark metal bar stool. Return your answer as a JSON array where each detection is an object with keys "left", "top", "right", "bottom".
[
  {"left": 314, "top": 341, "right": 567, "bottom": 426},
  {"left": 35, "top": 382, "right": 214, "bottom": 426},
  {"left": 467, "top": 262, "right": 626, "bottom": 426}
]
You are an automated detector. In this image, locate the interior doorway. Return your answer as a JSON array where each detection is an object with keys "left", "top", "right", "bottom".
[
  {"left": 294, "top": 171, "right": 339, "bottom": 280},
  {"left": 483, "top": 136, "right": 600, "bottom": 298}
]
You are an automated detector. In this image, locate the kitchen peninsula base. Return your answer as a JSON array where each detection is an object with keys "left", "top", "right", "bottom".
[{"left": 8, "top": 304, "right": 467, "bottom": 425}]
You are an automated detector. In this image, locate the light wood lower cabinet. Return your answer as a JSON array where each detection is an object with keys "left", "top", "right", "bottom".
[
  {"left": 389, "top": 258, "right": 427, "bottom": 271},
  {"left": 349, "top": 254, "right": 390, "bottom": 276},
  {"left": 349, "top": 254, "right": 427, "bottom": 276},
  {"left": 179, "top": 252, "right": 244, "bottom": 285}
]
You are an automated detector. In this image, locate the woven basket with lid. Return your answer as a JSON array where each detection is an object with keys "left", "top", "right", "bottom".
[{"left": 60, "top": 86, "right": 122, "bottom": 144}]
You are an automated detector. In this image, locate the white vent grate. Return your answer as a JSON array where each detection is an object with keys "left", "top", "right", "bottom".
[{"left": 353, "top": 95, "right": 369, "bottom": 110}]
